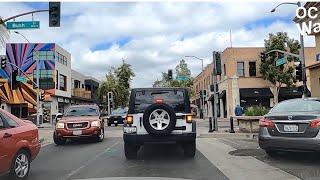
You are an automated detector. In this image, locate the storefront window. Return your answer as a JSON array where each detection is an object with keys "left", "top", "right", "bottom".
[
  {"left": 59, "top": 74, "right": 67, "bottom": 91},
  {"left": 33, "top": 70, "right": 55, "bottom": 90}
]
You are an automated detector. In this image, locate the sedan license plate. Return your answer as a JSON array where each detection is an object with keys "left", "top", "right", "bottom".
[
  {"left": 284, "top": 125, "right": 298, "bottom": 132},
  {"left": 73, "top": 130, "right": 82, "bottom": 135},
  {"left": 123, "top": 127, "right": 136, "bottom": 133},
  {"left": 114, "top": 121, "right": 118, "bottom": 123}
]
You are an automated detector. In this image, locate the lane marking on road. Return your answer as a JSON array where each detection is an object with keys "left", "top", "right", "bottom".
[{"left": 63, "top": 141, "right": 120, "bottom": 180}]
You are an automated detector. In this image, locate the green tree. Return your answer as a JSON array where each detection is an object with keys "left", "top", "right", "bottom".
[
  {"left": 97, "top": 60, "right": 135, "bottom": 108},
  {"left": 260, "top": 32, "right": 300, "bottom": 104},
  {"left": 153, "top": 59, "right": 194, "bottom": 96}
]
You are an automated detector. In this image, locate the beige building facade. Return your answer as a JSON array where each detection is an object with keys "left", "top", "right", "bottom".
[{"left": 192, "top": 47, "right": 316, "bottom": 118}]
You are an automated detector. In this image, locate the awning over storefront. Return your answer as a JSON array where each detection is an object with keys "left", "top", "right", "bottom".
[
  {"left": 279, "top": 86, "right": 311, "bottom": 99},
  {"left": 240, "top": 88, "right": 273, "bottom": 98}
]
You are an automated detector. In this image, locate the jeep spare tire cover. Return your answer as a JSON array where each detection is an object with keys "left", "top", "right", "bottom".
[{"left": 143, "top": 103, "right": 176, "bottom": 136}]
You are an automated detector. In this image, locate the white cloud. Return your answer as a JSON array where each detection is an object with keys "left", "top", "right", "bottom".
[{"left": 0, "top": 2, "right": 316, "bottom": 88}]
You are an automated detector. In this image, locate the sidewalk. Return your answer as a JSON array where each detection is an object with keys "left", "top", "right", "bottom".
[{"left": 195, "top": 118, "right": 258, "bottom": 139}]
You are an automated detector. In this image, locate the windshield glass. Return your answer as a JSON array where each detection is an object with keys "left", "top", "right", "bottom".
[
  {"left": 112, "top": 108, "right": 127, "bottom": 115},
  {"left": 271, "top": 99, "right": 320, "bottom": 113},
  {"left": 64, "top": 107, "right": 99, "bottom": 116}
]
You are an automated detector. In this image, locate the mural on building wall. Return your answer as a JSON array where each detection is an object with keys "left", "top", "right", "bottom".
[{"left": 0, "top": 43, "right": 56, "bottom": 112}]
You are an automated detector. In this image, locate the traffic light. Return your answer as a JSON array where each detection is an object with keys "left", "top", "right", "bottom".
[
  {"left": 260, "top": 52, "right": 266, "bottom": 62},
  {"left": 49, "top": 2, "right": 61, "bottom": 27},
  {"left": 1, "top": 56, "right": 7, "bottom": 69},
  {"left": 40, "top": 91, "right": 45, "bottom": 101},
  {"left": 215, "top": 52, "right": 222, "bottom": 75},
  {"left": 11, "top": 70, "right": 18, "bottom": 89},
  {"left": 295, "top": 62, "right": 303, "bottom": 81},
  {"left": 168, "top": 69, "right": 173, "bottom": 80}
]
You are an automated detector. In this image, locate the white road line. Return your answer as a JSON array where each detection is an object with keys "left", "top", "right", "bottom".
[{"left": 63, "top": 141, "right": 120, "bottom": 180}]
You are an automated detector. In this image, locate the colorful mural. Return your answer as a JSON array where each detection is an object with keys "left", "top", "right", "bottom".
[{"left": 0, "top": 43, "right": 56, "bottom": 111}]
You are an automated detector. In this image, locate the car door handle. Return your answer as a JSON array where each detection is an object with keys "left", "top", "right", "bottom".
[{"left": 3, "top": 133, "right": 12, "bottom": 138}]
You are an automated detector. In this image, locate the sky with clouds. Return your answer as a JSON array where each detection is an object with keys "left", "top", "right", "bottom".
[{"left": 0, "top": 1, "right": 316, "bottom": 88}]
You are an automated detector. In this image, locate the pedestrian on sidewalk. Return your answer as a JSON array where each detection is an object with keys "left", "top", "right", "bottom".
[{"left": 234, "top": 104, "right": 244, "bottom": 116}]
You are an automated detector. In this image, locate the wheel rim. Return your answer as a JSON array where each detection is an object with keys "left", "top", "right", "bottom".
[
  {"left": 99, "top": 129, "right": 104, "bottom": 140},
  {"left": 15, "top": 153, "right": 29, "bottom": 178},
  {"left": 149, "top": 109, "right": 170, "bottom": 130}
]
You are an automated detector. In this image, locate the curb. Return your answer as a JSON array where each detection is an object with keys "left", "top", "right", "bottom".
[{"left": 198, "top": 132, "right": 258, "bottom": 139}]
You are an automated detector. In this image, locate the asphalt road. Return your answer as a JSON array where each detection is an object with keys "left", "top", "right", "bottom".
[{"left": 1, "top": 125, "right": 228, "bottom": 180}]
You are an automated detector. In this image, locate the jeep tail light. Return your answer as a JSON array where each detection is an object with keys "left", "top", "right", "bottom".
[
  {"left": 185, "top": 114, "right": 192, "bottom": 123},
  {"left": 259, "top": 118, "right": 274, "bottom": 128},
  {"left": 126, "top": 115, "right": 133, "bottom": 124},
  {"left": 155, "top": 98, "right": 163, "bottom": 104},
  {"left": 310, "top": 119, "right": 320, "bottom": 128}
]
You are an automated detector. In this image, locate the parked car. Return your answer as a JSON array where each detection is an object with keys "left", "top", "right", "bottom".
[
  {"left": 259, "top": 98, "right": 320, "bottom": 156},
  {"left": 107, "top": 108, "right": 128, "bottom": 126},
  {"left": 53, "top": 104, "right": 104, "bottom": 145},
  {"left": 123, "top": 88, "right": 196, "bottom": 159},
  {"left": 0, "top": 109, "right": 41, "bottom": 179}
]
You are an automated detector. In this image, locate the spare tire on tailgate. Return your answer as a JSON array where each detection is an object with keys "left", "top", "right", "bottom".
[{"left": 143, "top": 103, "right": 176, "bottom": 136}]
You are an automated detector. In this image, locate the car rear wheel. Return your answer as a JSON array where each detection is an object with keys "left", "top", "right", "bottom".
[
  {"left": 124, "top": 143, "right": 138, "bottom": 159},
  {"left": 10, "top": 149, "right": 30, "bottom": 180},
  {"left": 53, "top": 133, "right": 66, "bottom": 145},
  {"left": 265, "top": 150, "right": 278, "bottom": 157},
  {"left": 96, "top": 128, "right": 104, "bottom": 142},
  {"left": 183, "top": 141, "right": 196, "bottom": 158}
]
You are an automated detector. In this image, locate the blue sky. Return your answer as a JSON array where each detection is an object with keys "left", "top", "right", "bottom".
[{"left": 1, "top": 2, "right": 315, "bottom": 87}]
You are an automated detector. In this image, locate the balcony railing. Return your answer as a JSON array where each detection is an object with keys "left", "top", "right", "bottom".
[{"left": 72, "top": 88, "right": 91, "bottom": 99}]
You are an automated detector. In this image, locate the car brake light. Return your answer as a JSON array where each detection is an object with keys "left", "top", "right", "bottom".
[
  {"left": 310, "top": 119, "right": 320, "bottom": 128},
  {"left": 259, "top": 118, "right": 274, "bottom": 127},
  {"left": 126, "top": 115, "right": 133, "bottom": 124},
  {"left": 185, "top": 114, "right": 192, "bottom": 123},
  {"left": 155, "top": 99, "right": 163, "bottom": 103}
]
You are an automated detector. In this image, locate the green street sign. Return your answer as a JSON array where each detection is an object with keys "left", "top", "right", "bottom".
[
  {"left": 16, "top": 76, "right": 27, "bottom": 83},
  {"left": 6, "top": 21, "right": 40, "bottom": 30},
  {"left": 176, "top": 76, "right": 189, "bottom": 81},
  {"left": 276, "top": 57, "right": 287, "bottom": 67}
]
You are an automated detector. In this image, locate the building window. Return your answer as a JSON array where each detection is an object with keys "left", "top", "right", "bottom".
[
  {"left": 56, "top": 52, "right": 67, "bottom": 66},
  {"left": 33, "top": 51, "right": 54, "bottom": 61},
  {"left": 59, "top": 74, "right": 67, "bottom": 91},
  {"left": 74, "top": 80, "right": 80, "bottom": 88},
  {"left": 249, "top": 62, "right": 256, "bottom": 77},
  {"left": 223, "top": 64, "right": 226, "bottom": 76},
  {"left": 33, "top": 70, "right": 54, "bottom": 90},
  {"left": 237, "top": 62, "right": 244, "bottom": 77}
]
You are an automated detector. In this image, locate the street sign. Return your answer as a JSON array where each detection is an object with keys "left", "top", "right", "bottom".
[
  {"left": 276, "top": 57, "right": 287, "bottom": 67},
  {"left": 176, "top": 76, "right": 189, "bottom": 81},
  {"left": 6, "top": 21, "right": 40, "bottom": 30},
  {"left": 16, "top": 76, "right": 27, "bottom": 83}
]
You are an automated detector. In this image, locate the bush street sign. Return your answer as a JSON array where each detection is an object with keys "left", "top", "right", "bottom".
[
  {"left": 6, "top": 21, "right": 40, "bottom": 30},
  {"left": 276, "top": 57, "right": 287, "bottom": 67}
]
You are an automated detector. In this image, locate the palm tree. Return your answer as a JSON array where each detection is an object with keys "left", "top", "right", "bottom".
[{"left": 0, "top": 18, "right": 9, "bottom": 49}]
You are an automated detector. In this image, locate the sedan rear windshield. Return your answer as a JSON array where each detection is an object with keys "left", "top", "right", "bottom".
[
  {"left": 133, "top": 90, "right": 187, "bottom": 113},
  {"left": 271, "top": 99, "right": 320, "bottom": 113},
  {"left": 64, "top": 107, "right": 99, "bottom": 117}
]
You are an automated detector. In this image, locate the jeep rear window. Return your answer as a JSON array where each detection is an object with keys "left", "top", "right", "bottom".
[{"left": 134, "top": 90, "right": 186, "bottom": 113}]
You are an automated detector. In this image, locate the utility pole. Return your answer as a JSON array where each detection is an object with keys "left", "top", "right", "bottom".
[{"left": 212, "top": 51, "right": 218, "bottom": 131}]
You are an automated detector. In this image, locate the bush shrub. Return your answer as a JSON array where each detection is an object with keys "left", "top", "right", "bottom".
[{"left": 244, "top": 106, "right": 269, "bottom": 116}]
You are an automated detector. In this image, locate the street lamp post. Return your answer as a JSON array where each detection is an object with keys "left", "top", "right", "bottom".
[
  {"left": 271, "top": 1, "right": 307, "bottom": 97},
  {"left": 13, "top": 31, "right": 40, "bottom": 126},
  {"left": 185, "top": 55, "right": 205, "bottom": 119}
]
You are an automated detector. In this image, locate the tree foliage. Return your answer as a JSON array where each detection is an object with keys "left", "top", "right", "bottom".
[
  {"left": 153, "top": 59, "right": 194, "bottom": 95},
  {"left": 97, "top": 60, "right": 135, "bottom": 108},
  {"left": 259, "top": 32, "right": 300, "bottom": 103}
]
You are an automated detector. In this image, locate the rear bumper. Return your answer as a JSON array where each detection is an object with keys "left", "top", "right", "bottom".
[
  {"left": 259, "top": 127, "right": 320, "bottom": 151},
  {"left": 107, "top": 117, "right": 124, "bottom": 124},
  {"left": 55, "top": 127, "right": 102, "bottom": 138},
  {"left": 123, "top": 132, "right": 196, "bottom": 145}
]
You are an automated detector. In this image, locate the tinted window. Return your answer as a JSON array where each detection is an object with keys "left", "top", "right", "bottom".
[
  {"left": 134, "top": 90, "right": 186, "bottom": 113},
  {"left": 65, "top": 107, "right": 99, "bottom": 117},
  {"left": 6, "top": 117, "right": 19, "bottom": 128},
  {"left": 271, "top": 99, "right": 320, "bottom": 113},
  {"left": 112, "top": 108, "right": 127, "bottom": 115},
  {"left": 1, "top": 111, "right": 20, "bottom": 128}
]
